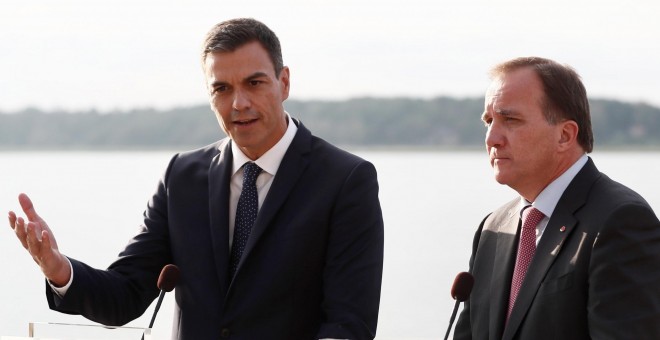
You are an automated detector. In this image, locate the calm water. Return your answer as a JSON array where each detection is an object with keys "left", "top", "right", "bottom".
[{"left": 1, "top": 150, "right": 659, "bottom": 339}]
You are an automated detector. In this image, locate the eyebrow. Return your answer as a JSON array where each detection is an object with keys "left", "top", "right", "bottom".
[
  {"left": 209, "top": 71, "right": 270, "bottom": 89},
  {"left": 481, "top": 108, "right": 515, "bottom": 122},
  {"left": 245, "top": 71, "right": 269, "bottom": 81},
  {"left": 495, "top": 108, "right": 514, "bottom": 116}
]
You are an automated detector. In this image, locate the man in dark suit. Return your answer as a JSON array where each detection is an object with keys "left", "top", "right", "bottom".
[
  {"left": 8, "top": 18, "right": 384, "bottom": 339},
  {"left": 453, "top": 57, "right": 660, "bottom": 339}
]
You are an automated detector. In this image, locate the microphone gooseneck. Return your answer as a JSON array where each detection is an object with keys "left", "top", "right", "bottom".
[
  {"left": 142, "top": 264, "right": 180, "bottom": 340},
  {"left": 444, "top": 272, "right": 475, "bottom": 340}
]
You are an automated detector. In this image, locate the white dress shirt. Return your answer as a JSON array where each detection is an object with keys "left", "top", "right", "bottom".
[
  {"left": 228, "top": 113, "right": 297, "bottom": 249},
  {"left": 519, "top": 153, "right": 588, "bottom": 245}
]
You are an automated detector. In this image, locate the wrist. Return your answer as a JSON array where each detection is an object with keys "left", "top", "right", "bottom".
[{"left": 47, "top": 255, "right": 72, "bottom": 288}]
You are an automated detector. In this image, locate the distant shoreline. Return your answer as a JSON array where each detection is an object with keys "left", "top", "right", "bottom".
[{"left": 2, "top": 97, "right": 659, "bottom": 149}]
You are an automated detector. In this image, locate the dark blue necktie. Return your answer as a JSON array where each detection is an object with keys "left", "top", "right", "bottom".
[{"left": 230, "top": 162, "right": 262, "bottom": 277}]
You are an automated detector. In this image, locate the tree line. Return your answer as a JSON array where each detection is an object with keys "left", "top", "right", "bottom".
[{"left": 1, "top": 97, "right": 658, "bottom": 150}]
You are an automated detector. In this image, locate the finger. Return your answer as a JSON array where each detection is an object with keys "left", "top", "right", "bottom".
[
  {"left": 41, "top": 230, "right": 58, "bottom": 262},
  {"left": 8, "top": 211, "right": 17, "bottom": 229},
  {"left": 25, "top": 222, "right": 43, "bottom": 260},
  {"left": 31, "top": 221, "right": 44, "bottom": 242},
  {"left": 14, "top": 217, "right": 30, "bottom": 250},
  {"left": 18, "top": 193, "right": 41, "bottom": 222},
  {"left": 41, "top": 229, "right": 52, "bottom": 252}
]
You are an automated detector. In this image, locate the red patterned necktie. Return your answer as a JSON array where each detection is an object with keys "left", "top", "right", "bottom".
[{"left": 507, "top": 206, "right": 545, "bottom": 322}]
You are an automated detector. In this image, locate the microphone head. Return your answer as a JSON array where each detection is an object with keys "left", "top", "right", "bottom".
[
  {"left": 157, "top": 264, "right": 180, "bottom": 292},
  {"left": 450, "top": 272, "right": 474, "bottom": 302}
]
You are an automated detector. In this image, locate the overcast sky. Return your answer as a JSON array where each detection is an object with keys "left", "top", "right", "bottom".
[{"left": 1, "top": 0, "right": 659, "bottom": 112}]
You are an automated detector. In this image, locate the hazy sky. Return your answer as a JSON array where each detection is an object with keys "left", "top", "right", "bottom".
[{"left": 1, "top": 0, "right": 659, "bottom": 112}]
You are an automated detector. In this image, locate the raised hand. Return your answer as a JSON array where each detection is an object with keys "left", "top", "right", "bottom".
[{"left": 8, "top": 193, "right": 71, "bottom": 287}]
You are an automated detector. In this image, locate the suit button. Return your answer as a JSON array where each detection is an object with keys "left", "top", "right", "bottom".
[{"left": 220, "top": 328, "right": 231, "bottom": 338}]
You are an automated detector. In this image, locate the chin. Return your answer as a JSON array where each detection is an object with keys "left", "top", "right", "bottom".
[{"left": 493, "top": 172, "right": 509, "bottom": 186}]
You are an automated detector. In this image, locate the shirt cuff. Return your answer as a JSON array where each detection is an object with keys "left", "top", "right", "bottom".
[{"left": 48, "top": 257, "right": 74, "bottom": 297}]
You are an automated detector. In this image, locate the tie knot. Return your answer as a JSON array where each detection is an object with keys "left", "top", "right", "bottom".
[
  {"left": 242, "top": 162, "right": 262, "bottom": 185},
  {"left": 521, "top": 206, "right": 544, "bottom": 230}
]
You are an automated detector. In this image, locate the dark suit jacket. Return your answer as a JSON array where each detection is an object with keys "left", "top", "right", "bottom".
[
  {"left": 46, "top": 120, "right": 384, "bottom": 340},
  {"left": 454, "top": 158, "right": 660, "bottom": 340}
]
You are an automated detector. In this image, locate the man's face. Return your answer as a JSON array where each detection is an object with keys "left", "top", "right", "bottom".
[
  {"left": 204, "top": 41, "right": 290, "bottom": 160},
  {"left": 482, "top": 67, "right": 565, "bottom": 199}
]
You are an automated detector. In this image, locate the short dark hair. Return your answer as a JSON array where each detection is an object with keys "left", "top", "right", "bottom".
[
  {"left": 490, "top": 57, "right": 594, "bottom": 153},
  {"left": 201, "top": 18, "right": 284, "bottom": 76}
]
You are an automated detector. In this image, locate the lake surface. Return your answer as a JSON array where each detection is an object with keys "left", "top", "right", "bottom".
[{"left": 1, "top": 150, "right": 659, "bottom": 339}]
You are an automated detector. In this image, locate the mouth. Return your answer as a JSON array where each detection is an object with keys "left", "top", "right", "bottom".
[
  {"left": 489, "top": 149, "right": 505, "bottom": 163},
  {"left": 489, "top": 152, "right": 506, "bottom": 163},
  {"left": 491, "top": 157, "right": 509, "bottom": 165},
  {"left": 233, "top": 118, "right": 258, "bottom": 126}
]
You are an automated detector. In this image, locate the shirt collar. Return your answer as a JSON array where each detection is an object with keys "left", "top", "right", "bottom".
[
  {"left": 231, "top": 112, "right": 298, "bottom": 176},
  {"left": 520, "top": 153, "right": 589, "bottom": 217}
]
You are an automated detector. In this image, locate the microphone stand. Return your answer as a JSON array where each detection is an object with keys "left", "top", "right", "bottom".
[
  {"left": 141, "top": 264, "right": 179, "bottom": 340},
  {"left": 444, "top": 299, "right": 461, "bottom": 340},
  {"left": 140, "top": 290, "right": 165, "bottom": 340}
]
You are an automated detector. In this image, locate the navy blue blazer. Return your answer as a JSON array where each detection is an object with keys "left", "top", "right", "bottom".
[
  {"left": 47, "top": 120, "right": 384, "bottom": 339},
  {"left": 454, "top": 158, "right": 660, "bottom": 340}
]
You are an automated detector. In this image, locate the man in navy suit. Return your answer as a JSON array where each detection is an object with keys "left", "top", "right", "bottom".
[
  {"left": 8, "top": 18, "right": 384, "bottom": 339},
  {"left": 453, "top": 57, "right": 660, "bottom": 339}
]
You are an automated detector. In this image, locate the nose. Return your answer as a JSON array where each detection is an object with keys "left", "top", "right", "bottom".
[
  {"left": 232, "top": 89, "right": 251, "bottom": 111},
  {"left": 485, "top": 121, "right": 504, "bottom": 148}
]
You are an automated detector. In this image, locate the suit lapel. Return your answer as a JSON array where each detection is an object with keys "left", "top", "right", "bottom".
[
  {"left": 489, "top": 206, "right": 520, "bottom": 339},
  {"left": 502, "top": 158, "right": 599, "bottom": 340},
  {"left": 208, "top": 139, "right": 233, "bottom": 293},
  {"left": 230, "top": 120, "right": 312, "bottom": 281}
]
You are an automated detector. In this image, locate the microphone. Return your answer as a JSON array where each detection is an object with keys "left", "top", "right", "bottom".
[
  {"left": 444, "top": 272, "right": 474, "bottom": 340},
  {"left": 142, "top": 264, "right": 180, "bottom": 340}
]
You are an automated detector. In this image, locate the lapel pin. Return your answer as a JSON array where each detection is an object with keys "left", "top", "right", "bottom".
[{"left": 560, "top": 226, "right": 566, "bottom": 232}]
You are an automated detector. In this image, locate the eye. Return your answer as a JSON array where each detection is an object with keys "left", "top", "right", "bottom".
[
  {"left": 249, "top": 80, "right": 262, "bottom": 87},
  {"left": 211, "top": 85, "right": 228, "bottom": 95},
  {"left": 503, "top": 116, "right": 519, "bottom": 124}
]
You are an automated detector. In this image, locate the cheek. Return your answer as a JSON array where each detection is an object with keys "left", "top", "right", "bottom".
[
  {"left": 210, "top": 97, "right": 232, "bottom": 116},
  {"left": 210, "top": 102, "right": 231, "bottom": 131},
  {"left": 519, "top": 134, "right": 554, "bottom": 168}
]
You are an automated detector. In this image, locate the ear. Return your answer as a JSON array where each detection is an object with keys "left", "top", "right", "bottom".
[
  {"left": 279, "top": 66, "right": 290, "bottom": 101},
  {"left": 558, "top": 120, "right": 579, "bottom": 151}
]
